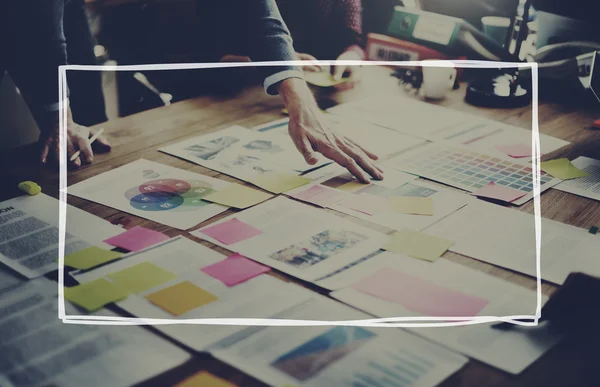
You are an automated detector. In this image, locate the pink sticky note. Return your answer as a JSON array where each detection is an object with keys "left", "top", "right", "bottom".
[
  {"left": 473, "top": 182, "right": 526, "bottom": 203},
  {"left": 339, "top": 194, "right": 389, "bottom": 216},
  {"left": 103, "top": 226, "right": 169, "bottom": 252},
  {"left": 199, "top": 218, "right": 263, "bottom": 245},
  {"left": 496, "top": 144, "right": 540, "bottom": 158},
  {"left": 290, "top": 185, "right": 342, "bottom": 207},
  {"left": 201, "top": 253, "right": 271, "bottom": 287},
  {"left": 353, "top": 268, "right": 488, "bottom": 317}
]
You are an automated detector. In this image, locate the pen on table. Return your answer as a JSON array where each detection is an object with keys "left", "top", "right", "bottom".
[{"left": 70, "top": 128, "right": 105, "bottom": 162}]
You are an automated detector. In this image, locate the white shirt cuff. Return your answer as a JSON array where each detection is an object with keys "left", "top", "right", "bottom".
[{"left": 264, "top": 70, "right": 304, "bottom": 95}]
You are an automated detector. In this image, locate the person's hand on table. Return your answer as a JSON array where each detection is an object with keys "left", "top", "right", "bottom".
[
  {"left": 40, "top": 108, "right": 111, "bottom": 168},
  {"left": 278, "top": 78, "right": 383, "bottom": 183}
]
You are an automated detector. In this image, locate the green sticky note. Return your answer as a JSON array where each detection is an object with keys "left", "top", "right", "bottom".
[
  {"left": 589, "top": 226, "right": 599, "bottom": 235},
  {"left": 304, "top": 71, "right": 350, "bottom": 87},
  {"left": 337, "top": 180, "right": 367, "bottom": 193},
  {"left": 388, "top": 196, "right": 434, "bottom": 216},
  {"left": 107, "top": 262, "right": 177, "bottom": 293},
  {"left": 203, "top": 184, "right": 273, "bottom": 209},
  {"left": 384, "top": 229, "right": 454, "bottom": 262},
  {"left": 64, "top": 278, "right": 129, "bottom": 312},
  {"left": 64, "top": 246, "right": 123, "bottom": 270},
  {"left": 540, "top": 158, "right": 589, "bottom": 180},
  {"left": 249, "top": 171, "right": 312, "bottom": 194}
]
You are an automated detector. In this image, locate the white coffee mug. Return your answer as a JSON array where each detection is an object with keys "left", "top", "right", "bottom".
[{"left": 421, "top": 63, "right": 457, "bottom": 100}]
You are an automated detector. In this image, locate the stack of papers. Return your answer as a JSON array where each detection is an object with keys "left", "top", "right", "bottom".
[
  {"left": 1, "top": 278, "right": 189, "bottom": 387},
  {"left": 425, "top": 201, "right": 600, "bottom": 285},
  {"left": 287, "top": 164, "right": 471, "bottom": 232},
  {"left": 159, "top": 125, "right": 329, "bottom": 182},
  {"left": 192, "top": 197, "right": 385, "bottom": 285},
  {"left": 328, "top": 95, "right": 569, "bottom": 159},
  {"left": 211, "top": 295, "right": 468, "bottom": 387},
  {"left": 72, "top": 236, "right": 313, "bottom": 350},
  {"left": 330, "top": 253, "right": 563, "bottom": 374},
  {"left": 254, "top": 116, "right": 427, "bottom": 160},
  {"left": 0, "top": 194, "right": 124, "bottom": 278}
]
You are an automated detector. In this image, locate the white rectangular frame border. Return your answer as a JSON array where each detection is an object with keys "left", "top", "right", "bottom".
[{"left": 58, "top": 60, "right": 541, "bottom": 328}]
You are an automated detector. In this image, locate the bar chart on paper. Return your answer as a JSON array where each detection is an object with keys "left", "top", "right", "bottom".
[{"left": 339, "top": 348, "right": 439, "bottom": 387}]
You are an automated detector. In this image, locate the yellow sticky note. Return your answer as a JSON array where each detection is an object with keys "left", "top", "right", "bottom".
[
  {"left": 203, "top": 184, "right": 273, "bottom": 209},
  {"left": 384, "top": 229, "right": 454, "bottom": 262},
  {"left": 249, "top": 171, "right": 312, "bottom": 194},
  {"left": 145, "top": 281, "right": 218, "bottom": 316},
  {"left": 64, "top": 278, "right": 129, "bottom": 312},
  {"left": 304, "top": 72, "right": 350, "bottom": 87},
  {"left": 388, "top": 196, "right": 434, "bottom": 216},
  {"left": 337, "top": 180, "right": 367, "bottom": 193},
  {"left": 175, "top": 371, "right": 236, "bottom": 387},
  {"left": 64, "top": 246, "right": 123, "bottom": 270},
  {"left": 107, "top": 262, "right": 177, "bottom": 293},
  {"left": 540, "top": 158, "right": 588, "bottom": 180}
]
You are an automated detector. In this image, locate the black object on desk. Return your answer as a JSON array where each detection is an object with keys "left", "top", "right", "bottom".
[
  {"left": 466, "top": 71, "right": 530, "bottom": 107},
  {"left": 492, "top": 272, "right": 600, "bottom": 332},
  {"left": 465, "top": 0, "right": 533, "bottom": 108}
]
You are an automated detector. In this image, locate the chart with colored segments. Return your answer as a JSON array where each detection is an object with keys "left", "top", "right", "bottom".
[
  {"left": 68, "top": 159, "right": 229, "bottom": 230},
  {"left": 125, "top": 179, "right": 215, "bottom": 212},
  {"left": 386, "top": 144, "right": 560, "bottom": 205}
]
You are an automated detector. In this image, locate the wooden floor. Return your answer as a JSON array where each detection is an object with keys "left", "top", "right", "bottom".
[{"left": 3, "top": 66, "right": 600, "bottom": 386}]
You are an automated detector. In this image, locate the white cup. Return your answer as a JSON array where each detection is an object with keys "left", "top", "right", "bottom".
[{"left": 421, "top": 63, "right": 457, "bottom": 100}]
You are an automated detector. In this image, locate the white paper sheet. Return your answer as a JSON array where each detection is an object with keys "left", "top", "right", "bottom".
[
  {"left": 553, "top": 156, "right": 600, "bottom": 201},
  {"left": 328, "top": 96, "right": 569, "bottom": 159},
  {"left": 255, "top": 115, "right": 428, "bottom": 160},
  {"left": 211, "top": 295, "right": 468, "bottom": 387},
  {"left": 191, "top": 197, "right": 386, "bottom": 284},
  {"left": 0, "top": 278, "right": 189, "bottom": 387},
  {"left": 73, "top": 236, "right": 313, "bottom": 351},
  {"left": 0, "top": 194, "right": 124, "bottom": 278},
  {"left": 68, "top": 159, "right": 229, "bottom": 230},
  {"left": 424, "top": 201, "right": 600, "bottom": 284},
  {"left": 328, "top": 96, "right": 469, "bottom": 140},
  {"left": 329, "top": 253, "right": 562, "bottom": 374},
  {"left": 288, "top": 165, "right": 471, "bottom": 232},
  {"left": 160, "top": 125, "right": 328, "bottom": 182}
]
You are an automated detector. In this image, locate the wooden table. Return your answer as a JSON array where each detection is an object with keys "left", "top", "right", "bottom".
[{"left": 3, "top": 66, "right": 600, "bottom": 387}]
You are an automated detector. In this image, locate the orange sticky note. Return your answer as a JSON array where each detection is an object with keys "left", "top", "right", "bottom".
[{"left": 145, "top": 281, "right": 218, "bottom": 316}]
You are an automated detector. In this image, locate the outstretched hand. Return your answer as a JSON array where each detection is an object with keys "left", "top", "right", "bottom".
[{"left": 279, "top": 78, "right": 383, "bottom": 183}]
